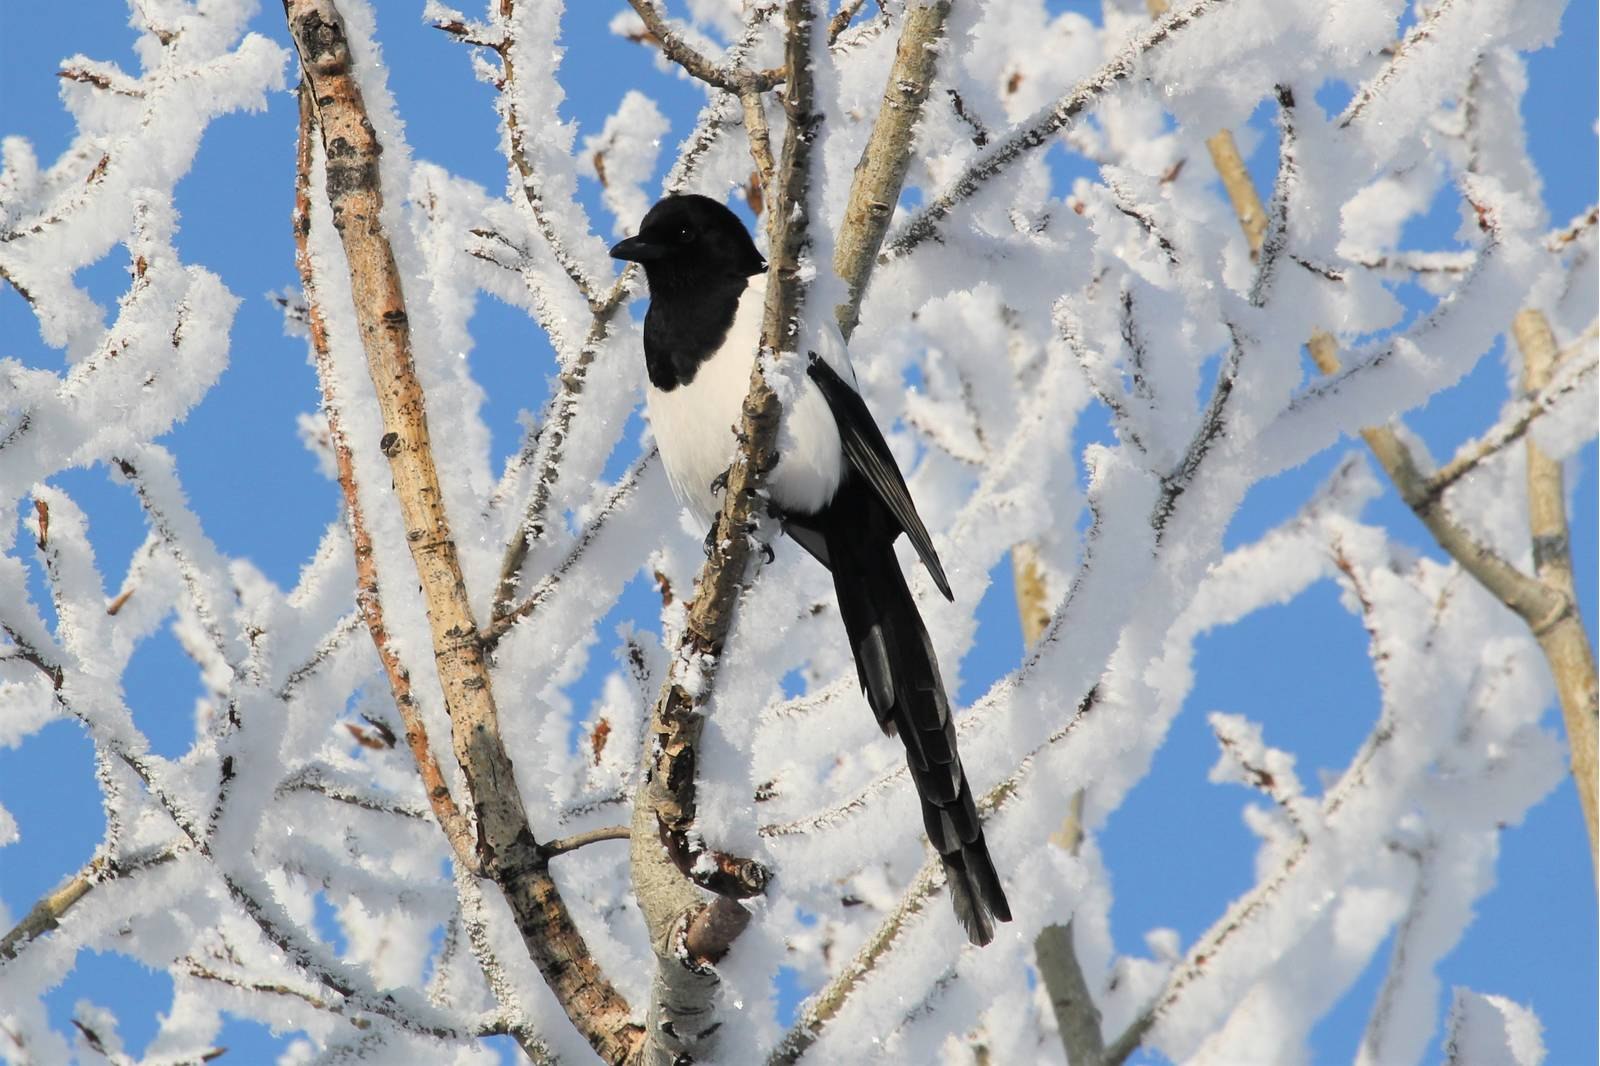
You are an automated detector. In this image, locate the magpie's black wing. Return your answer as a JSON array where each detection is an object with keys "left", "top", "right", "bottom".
[{"left": 807, "top": 355, "right": 953, "bottom": 601}]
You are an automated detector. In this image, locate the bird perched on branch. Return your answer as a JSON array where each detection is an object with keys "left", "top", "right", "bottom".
[{"left": 611, "top": 193, "right": 1011, "bottom": 946}]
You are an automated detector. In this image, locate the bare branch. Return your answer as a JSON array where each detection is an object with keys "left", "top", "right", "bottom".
[
  {"left": 1513, "top": 308, "right": 1598, "bottom": 868},
  {"left": 538, "top": 825, "right": 631, "bottom": 859},
  {"left": 284, "top": 7, "right": 643, "bottom": 1060},
  {"left": 740, "top": 87, "right": 777, "bottom": 223},
  {"left": 828, "top": 0, "right": 870, "bottom": 43},
  {"left": 293, "top": 82, "right": 477, "bottom": 867},
  {"left": 832, "top": 0, "right": 952, "bottom": 340}
]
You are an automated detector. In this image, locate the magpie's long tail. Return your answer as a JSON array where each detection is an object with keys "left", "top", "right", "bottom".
[{"left": 818, "top": 487, "right": 1012, "bottom": 946}]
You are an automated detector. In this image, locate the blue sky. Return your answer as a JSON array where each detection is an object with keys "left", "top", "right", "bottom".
[{"left": 1, "top": 2, "right": 1595, "bottom": 1063}]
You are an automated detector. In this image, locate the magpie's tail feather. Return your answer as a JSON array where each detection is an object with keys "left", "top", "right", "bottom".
[{"left": 823, "top": 498, "right": 1011, "bottom": 947}]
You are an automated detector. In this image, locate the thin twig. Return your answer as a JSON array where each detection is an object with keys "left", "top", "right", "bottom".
[
  {"left": 1424, "top": 343, "right": 1599, "bottom": 499},
  {"left": 539, "top": 826, "right": 630, "bottom": 858},
  {"left": 499, "top": 0, "right": 607, "bottom": 307},
  {"left": 0, "top": 847, "right": 181, "bottom": 962},
  {"left": 491, "top": 275, "right": 636, "bottom": 620},
  {"left": 885, "top": 0, "right": 1234, "bottom": 258}
]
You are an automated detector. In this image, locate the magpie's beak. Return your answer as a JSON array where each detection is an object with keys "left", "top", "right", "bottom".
[{"left": 609, "top": 235, "right": 666, "bottom": 262}]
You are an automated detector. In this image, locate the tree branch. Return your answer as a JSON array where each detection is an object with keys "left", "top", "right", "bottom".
[
  {"left": 1033, "top": 787, "right": 1103, "bottom": 1066},
  {"left": 539, "top": 825, "right": 631, "bottom": 858},
  {"left": 885, "top": 0, "right": 1234, "bottom": 258},
  {"left": 491, "top": 275, "right": 637, "bottom": 620},
  {"left": 487, "top": 450, "right": 659, "bottom": 646},
  {"left": 1145, "top": 1, "right": 1266, "bottom": 258},
  {"left": 1513, "top": 308, "right": 1598, "bottom": 869},
  {"left": 0, "top": 847, "right": 180, "bottom": 962},
  {"left": 1187, "top": 58, "right": 1596, "bottom": 882},
  {"left": 284, "top": 6, "right": 643, "bottom": 1060},
  {"left": 1424, "top": 340, "right": 1598, "bottom": 499},
  {"left": 624, "top": 0, "right": 782, "bottom": 93},
  {"left": 832, "top": 0, "right": 951, "bottom": 340},
  {"left": 293, "top": 82, "right": 478, "bottom": 868},
  {"left": 1016, "top": 539, "right": 1104, "bottom": 1063},
  {"left": 498, "top": 1, "right": 608, "bottom": 308},
  {"left": 631, "top": 3, "right": 821, "bottom": 1060}
]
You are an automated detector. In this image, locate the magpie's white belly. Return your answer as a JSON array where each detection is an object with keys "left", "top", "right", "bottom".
[{"left": 647, "top": 276, "right": 845, "bottom": 526}]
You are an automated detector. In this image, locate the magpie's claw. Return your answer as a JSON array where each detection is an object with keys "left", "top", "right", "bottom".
[
  {"left": 709, "top": 467, "right": 731, "bottom": 497},
  {"left": 702, "top": 522, "right": 719, "bottom": 559}
]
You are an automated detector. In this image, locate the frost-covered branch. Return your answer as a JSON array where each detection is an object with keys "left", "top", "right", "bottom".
[
  {"left": 0, "top": 847, "right": 181, "bottom": 962},
  {"left": 623, "top": 0, "right": 782, "bottom": 93},
  {"left": 1205, "top": 70, "right": 1596, "bottom": 872},
  {"left": 885, "top": 0, "right": 1234, "bottom": 258},
  {"left": 491, "top": 276, "right": 637, "bottom": 620},
  {"left": 1426, "top": 341, "right": 1599, "bottom": 498},
  {"left": 6, "top": 0, "right": 1590, "bottom": 1059},
  {"left": 631, "top": 2, "right": 822, "bottom": 1060}
]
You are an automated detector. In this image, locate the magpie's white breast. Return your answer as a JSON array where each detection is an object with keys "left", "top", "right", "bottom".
[{"left": 647, "top": 275, "right": 846, "bottom": 525}]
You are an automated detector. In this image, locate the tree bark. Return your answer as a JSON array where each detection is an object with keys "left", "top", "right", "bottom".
[
  {"left": 1513, "top": 308, "right": 1598, "bottom": 870},
  {"left": 284, "top": 3, "right": 644, "bottom": 1060}
]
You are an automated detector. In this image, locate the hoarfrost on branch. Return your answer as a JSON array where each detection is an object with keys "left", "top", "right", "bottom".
[{"left": 1, "top": 0, "right": 1593, "bottom": 1063}]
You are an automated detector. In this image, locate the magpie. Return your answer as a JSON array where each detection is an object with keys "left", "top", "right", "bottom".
[{"left": 610, "top": 193, "right": 1011, "bottom": 946}]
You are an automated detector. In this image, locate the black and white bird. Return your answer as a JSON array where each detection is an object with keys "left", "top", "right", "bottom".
[{"left": 610, "top": 193, "right": 1011, "bottom": 946}]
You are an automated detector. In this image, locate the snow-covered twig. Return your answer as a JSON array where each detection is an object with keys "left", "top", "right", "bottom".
[
  {"left": 884, "top": 0, "right": 1234, "bottom": 258},
  {"left": 1338, "top": 0, "right": 1464, "bottom": 130},
  {"left": 0, "top": 846, "right": 182, "bottom": 962},
  {"left": 491, "top": 275, "right": 637, "bottom": 619},
  {"left": 623, "top": 0, "right": 783, "bottom": 93},
  {"left": 488, "top": 449, "right": 660, "bottom": 645},
  {"left": 1425, "top": 342, "right": 1599, "bottom": 499}
]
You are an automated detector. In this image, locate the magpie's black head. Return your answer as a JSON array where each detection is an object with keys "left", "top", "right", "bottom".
[{"left": 609, "top": 194, "right": 766, "bottom": 294}]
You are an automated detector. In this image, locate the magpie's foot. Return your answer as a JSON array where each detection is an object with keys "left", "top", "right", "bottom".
[
  {"left": 702, "top": 521, "right": 720, "bottom": 560},
  {"left": 757, "top": 540, "right": 775, "bottom": 565},
  {"left": 709, "top": 467, "right": 731, "bottom": 498}
]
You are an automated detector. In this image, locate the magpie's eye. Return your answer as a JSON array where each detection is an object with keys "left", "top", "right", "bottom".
[{"left": 675, "top": 225, "right": 696, "bottom": 244}]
